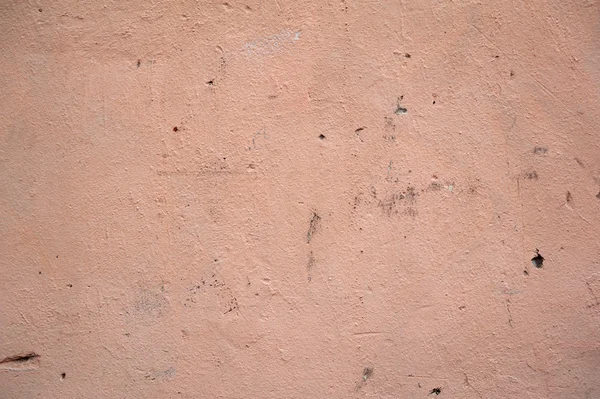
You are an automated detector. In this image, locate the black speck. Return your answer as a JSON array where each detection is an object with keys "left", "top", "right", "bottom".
[
  {"left": 206, "top": 80, "right": 214, "bottom": 86},
  {"left": 494, "top": 55, "right": 500, "bottom": 58},
  {"left": 531, "top": 249, "right": 544, "bottom": 268},
  {"left": 404, "top": 53, "right": 411, "bottom": 58},
  {"left": 38, "top": 271, "right": 42, "bottom": 275},
  {"left": 136, "top": 59, "right": 141, "bottom": 68},
  {"left": 56, "top": 255, "right": 59, "bottom": 258},
  {"left": 173, "top": 126, "right": 179, "bottom": 132},
  {"left": 523, "top": 269, "right": 529, "bottom": 276},
  {"left": 60, "top": 373, "right": 66, "bottom": 380},
  {"left": 430, "top": 387, "right": 442, "bottom": 395},
  {"left": 432, "top": 100, "right": 436, "bottom": 105},
  {"left": 318, "top": 134, "right": 326, "bottom": 140},
  {"left": 510, "top": 70, "right": 515, "bottom": 77},
  {"left": 67, "top": 284, "right": 72, "bottom": 288},
  {"left": 38, "top": 8, "right": 42, "bottom": 12}
]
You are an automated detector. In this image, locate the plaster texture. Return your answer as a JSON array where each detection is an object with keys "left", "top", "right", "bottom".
[{"left": 1, "top": 1, "right": 600, "bottom": 398}]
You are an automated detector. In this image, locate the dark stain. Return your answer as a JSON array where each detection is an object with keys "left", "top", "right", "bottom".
[
  {"left": 395, "top": 99, "right": 408, "bottom": 114},
  {"left": 206, "top": 80, "right": 214, "bottom": 86},
  {"left": 566, "top": 191, "right": 573, "bottom": 204},
  {"left": 172, "top": 126, "right": 179, "bottom": 132},
  {"left": 404, "top": 53, "right": 411, "bottom": 58},
  {"left": 136, "top": 59, "right": 141, "bottom": 68},
  {"left": 67, "top": 284, "right": 72, "bottom": 288},
  {"left": 307, "top": 251, "right": 315, "bottom": 282},
  {"left": 395, "top": 95, "right": 408, "bottom": 114},
  {"left": 318, "top": 134, "right": 326, "bottom": 140},
  {"left": 524, "top": 171, "right": 538, "bottom": 180},
  {"left": 384, "top": 116, "right": 396, "bottom": 131},
  {"left": 38, "top": 8, "right": 42, "bottom": 12},
  {"left": 531, "top": 249, "right": 544, "bottom": 268},
  {"left": 430, "top": 387, "right": 442, "bottom": 395},
  {"left": 533, "top": 146, "right": 548, "bottom": 155},
  {"left": 596, "top": 191, "right": 600, "bottom": 199},
  {"left": 362, "top": 367, "right": 374, "bottom": 381},
  {"left": 306, "top": 212, "right": 321, "bottom": 243},
  {"left": 61, "top": 373, "right": 66, "bottom": 380},
  {"left": 510, "top": 70, "right": 515, "bottom": 77}
]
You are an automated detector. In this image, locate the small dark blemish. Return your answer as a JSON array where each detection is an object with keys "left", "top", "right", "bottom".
[
  {"left": 136, "top": 59, "right": 141, "bottom": 68},
  {"left": 531, "top": 249, "right": 544, "bottom": 268},
  {"left": 596, "top": 191, "right": 600, "bottom": 199},
  {"left": 405, "top": 53, "right": 411, "bottom": 58},
  {"left": 430, "top": 387, "right": 442, "bottom": 395},
  {"left": 38, "top": 8, "right": 42, "bottom": 12},
  {"left": 494, "top": 55, "right": 500, "bottom": 58},
  {"left": 318, "top": 134, "right": 326, "bottom": 140},
  {"left": 525, "top": 171, "right": 538, "bottom": 180},
  {"left": 172, "top": 126, "right": 179, "bottom": 132},
  {"left": 61, "top": 373, "right": 66, "bottom": 380},
  {"left": 432, "top": 100, "right": 436, "bottom": 105},
  {"left": 566, "top": 191, "right": 573, "bottom": 204},
  {"left": 510, "top": 70, "right": 515, "bottom": 77},
  {"left": 362, "top": 367, "right": 374, "bottom": 381},
  {"left": 206, "top": 80, "right": 214, "bottom": 86},
  {"left": 523, "top": 269, "right": 529, "bottom": 276},
  {"left": 355, "top": 127, "right": 365, "bottom": 133},
  {"left": 533, "top": 146, "right": 548, "bottom": 155},
  {"left": 56, "top": 255, "right": 59, "bottom": 258},
  {"left": 67, "top": 284, "right": 72, "bottom": 288},
  {"left": 39, "top": 271, "right": 42, "bottom": 275}
]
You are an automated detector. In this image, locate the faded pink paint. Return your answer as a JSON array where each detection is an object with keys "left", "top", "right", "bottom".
[{"left": 1, "top": 1, "right": 600, "bottom": 398}]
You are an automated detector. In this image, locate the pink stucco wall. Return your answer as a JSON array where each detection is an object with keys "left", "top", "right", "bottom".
[{"left": 1, "top": 1, "right": 599, "bottom": 398}]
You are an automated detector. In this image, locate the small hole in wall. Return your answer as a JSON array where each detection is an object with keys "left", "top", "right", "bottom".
[
  {"left": 531, "top": 250, "right": 544, "bottom": 268},
  {"left": 432, "top": 100, "right": 436, "bottom": 105},
  {"left": 38, "top": 8, "right": 42, "bottom": 12},
  {"left": 60, "top": 373, "right": 66, "bottom": 380},
  {"left": 67, "top": 284, "right": 72, "bottom": 288},
  {"left": 173, "top": 126, "right": 179, "bottom": 132},
  {"left": 404, "top": 53, "right": 411, "bottom": 58},
  {"left": 523, "top": 269, "right": 529, "bottom": 276},
  {"left": 206, "top": 80, "right": 214, "bottom": 86},
  {"left": 39, "top": 271, "right": 42, "bottom": 275},
  {"left": 430, "top": 387, "right": 442, "bottom": 395},
  {"left": 318, "top": 134, "right": 326, "bottom": 140}
]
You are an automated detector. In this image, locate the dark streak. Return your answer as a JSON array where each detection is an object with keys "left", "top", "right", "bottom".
[{"left": 306, "top": 212, "right": 321, "bottom": 243}]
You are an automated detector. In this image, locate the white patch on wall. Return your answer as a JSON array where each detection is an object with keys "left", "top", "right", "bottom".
[{"left": 244, "top": 29, "right": 301, "bottom": 56}]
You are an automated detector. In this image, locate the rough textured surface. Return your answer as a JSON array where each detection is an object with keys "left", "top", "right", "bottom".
[{"left": 1, "top": 1, "right": 600, "bottom": 398}]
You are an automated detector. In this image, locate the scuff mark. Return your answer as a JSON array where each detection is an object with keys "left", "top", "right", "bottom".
[{"left": 306, "top": 212, "right": 321, "bottom": 243}]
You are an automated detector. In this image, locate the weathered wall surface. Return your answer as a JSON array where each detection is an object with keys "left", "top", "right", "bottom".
[{"left": 1, "top": 1, "right": 599, "bottom": 398}]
